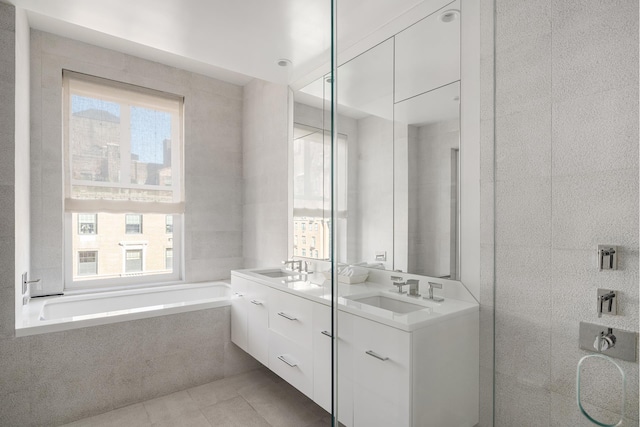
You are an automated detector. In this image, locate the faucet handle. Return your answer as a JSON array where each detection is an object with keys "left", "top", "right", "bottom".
[
  {"left": 428, "top": 282, "right": 442, "bottom": 289},
  {"left": 390, "top": 275, "right": 404, "bottom": 282}
]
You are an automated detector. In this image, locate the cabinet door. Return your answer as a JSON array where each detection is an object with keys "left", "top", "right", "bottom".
[
  {"left": 246, "top": 281, "right": 270, "bottom": 366},
  {"left": 352, "top": 316, "right": 411, "bottom": 427},
  {"left": 230, "top": 277, "right": 249, "bottom": 352}
]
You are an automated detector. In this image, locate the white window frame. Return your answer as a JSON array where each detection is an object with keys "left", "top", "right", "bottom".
[{"left": 63, "top": 71, "right": 184, "bottom": 290}]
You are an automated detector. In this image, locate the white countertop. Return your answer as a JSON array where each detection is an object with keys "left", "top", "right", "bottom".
[{"left": 232, "top": 268, "right": 479, "bottom": 332}]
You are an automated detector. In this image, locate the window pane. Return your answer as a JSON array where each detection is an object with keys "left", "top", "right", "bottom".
[
  {"left": 165, "top": 248, "right": 173, "bottom": 270},
  {"left": 78, "top": 250, "right": 97, "bottom": 276},
  {"left": 125, "top": 249, "right": 143, "bottom": 273},
  {"left": 165, "top": 215, "right": 173, "bottom": 233},
  {"left": 125, "top": 214, "right": 142, "bottom": 234},
  {"left": 130, "top": 106, "right": 173, "bottom": 187},
  {"left": 73, "top": 213, "right": 174, "bottom": 281},
  {"left": 69, "top": 95, "right": 121, "bottom": 183},
  {"left": 78, "top": 213, "right": 97, "bottom": 234}
]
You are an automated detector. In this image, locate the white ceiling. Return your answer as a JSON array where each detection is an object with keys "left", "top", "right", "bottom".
[{"left": 7, "top": 0, "right": 445, "bottom": 86}]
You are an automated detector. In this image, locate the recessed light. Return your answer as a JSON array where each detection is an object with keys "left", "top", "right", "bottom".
[
  {"left": 439, "top": 9, "right": 460, "bottom": 23},
  {"left": 277, "top": 59, "right": 292, "bottom": 67}
]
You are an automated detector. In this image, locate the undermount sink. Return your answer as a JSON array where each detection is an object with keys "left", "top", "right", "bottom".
[
  {"left": 345, "top": 294, "right": 427, "bottom": 314},
  {"left": 254, "top": 269, "right": 304, "bottom": 278}
]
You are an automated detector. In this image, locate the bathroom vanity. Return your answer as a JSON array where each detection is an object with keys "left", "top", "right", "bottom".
[{"left": 230, "top": 267, "right": 479, "bottom": 427}]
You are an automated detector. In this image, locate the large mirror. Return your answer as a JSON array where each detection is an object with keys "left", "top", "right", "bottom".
[{"left": 293, "top": 1, "right": 461, "bottom": 278}]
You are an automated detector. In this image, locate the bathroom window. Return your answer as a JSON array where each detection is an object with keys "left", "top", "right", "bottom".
[
  {"left": 77, "top": 251, "right": 98, "bottom": 276},
  {"left": 78, "top": 214, "right": 97, "bottom": 235},
  {"left": 125, "top": 214, "right": 143, "bottom": 234},
  {"left": 63, "top": 71, "right": 183, "bottom": 289}
]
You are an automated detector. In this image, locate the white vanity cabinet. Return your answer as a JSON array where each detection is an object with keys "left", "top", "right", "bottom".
[
  {"left": 231, "top": 271, "right": 478, "bottom": 427},
  {"left": 338, "top": 310, "right": 479, "bottom": 427}
]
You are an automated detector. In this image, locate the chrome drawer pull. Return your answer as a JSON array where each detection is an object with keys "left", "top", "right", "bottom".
[
  {"left": 250, "top": 300, "right": 262, "bottom": 305},
  {"left": 278, "top": 355, "right": 297, "bottom": 367},
  {"left": 278, "top": 312, "right": 297, "bottom": 321},
  {"left": 365, "top": 350, "right": 389, "bottom": 361},
  {"left": 321, "top": 330, "right": 333, "bottom": 338},
  {"left": 233, "top": 292, "right": 244, "bottom": 297}
]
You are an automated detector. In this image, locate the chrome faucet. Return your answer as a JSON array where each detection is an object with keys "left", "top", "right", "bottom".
[
  {"left": 424, "top": 282, "right": 444, "bottom": 302},
  {"left": 282, "top": 259, "right": 302, "bottom": 272},
  {"left": 391, "top": 276, "right": 406, "bottom": 294},
  {"left": 407, "top": 279, "right": 420, "bottom": 297}
]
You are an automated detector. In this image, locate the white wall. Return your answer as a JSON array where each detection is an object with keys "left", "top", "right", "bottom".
[
  {"left": 356, "top": 115, "right": 394, "bottom": 268},
  {"left": 407, "top": 120, "right": 460, "bottom": 277},
  {"left": 242, "top": 79, "right": 290, "bottom": 268},
  {"left": 30, "top": 31, "right": 245, "bottom": 295}
]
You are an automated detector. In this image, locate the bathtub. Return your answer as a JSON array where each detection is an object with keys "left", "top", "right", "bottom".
[{"left": 17, "top": 281, "right": 231, "bottom": 337}]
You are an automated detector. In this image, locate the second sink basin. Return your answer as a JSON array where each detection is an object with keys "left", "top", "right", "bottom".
[
  {"left": 253, "top": 269, "right": 307, "bottom": 279},
  {"left": 344, "top": 293, "right": 428, "bottom": 314}
]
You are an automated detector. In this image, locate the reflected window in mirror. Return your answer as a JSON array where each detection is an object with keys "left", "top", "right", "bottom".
[{"left": 292, "top": 124, "right": 347, "bottom": 260}]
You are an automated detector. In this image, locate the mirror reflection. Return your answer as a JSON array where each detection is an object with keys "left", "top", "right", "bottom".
[{"left": 293, "top": 1, "right": 460, "bottom": 279}]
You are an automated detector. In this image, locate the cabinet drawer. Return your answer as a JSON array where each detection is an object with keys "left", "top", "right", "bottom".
[
  {"left": 268, "top": 330, "right": 313, "bottom": 398},
  {"left": 352, "top": 316, "right": 411, "bottom": 405},
  {"left": 268, "top": 291, "right": 313, "bottom": 349}
]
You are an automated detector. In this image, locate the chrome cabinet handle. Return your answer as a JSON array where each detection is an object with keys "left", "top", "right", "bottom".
[
  {"left": 233, "top": 292, "right": 244, "bottom": 297},
  {"left": 321, "top": 330, "right": 333, "bottom": 338},
  {"left": 250, "top": 300, "right": 262, "bottom": 305},
  {"left": 365, "top": 350, "right": 389, "bottom": 361},
  {"left": 278, "top": 312, "right": 297, "bottom": 321},
  {"left": 278, "top": 355, "right": 297, "bottom": 367}
]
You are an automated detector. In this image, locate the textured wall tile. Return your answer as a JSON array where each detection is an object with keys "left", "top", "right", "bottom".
[
  {"left": 495, "top": 0, "right": 551, "bottom": 50},
  {"left": 552, "top": 87, "right": 639, "bottom": 177},
  {"left": 495, "top": 104, "right": 551, "bottom": 181},
  {"left": 550, "top": 391, "right": 638, "bottom": 427},
  {"left": 495, "top": 177, "right": 551, "bottom": 247},
  {"left": 0, "top": 337, "right": 30, "bottom": 395},
  {"left": 0, "top": 284, "right": 15, "bottom": 340},
  {"left": 495, "top": 310, "right": 551, "bottom": 389},
  {"left": 0, "top": 389, "right": 31, "bottom": 427},
  {"left": 479, "top": 366, "right": 495, "bottom": 427},
  {"left": 551, "top": 0, "right": 638, "bottom": 101},
  {"left": 552, "top": 170, "right": 639, "bottom": 251},
  {"left": 494, "top": 372, "right": 551, "bottom": 427},
  {"left": 495, "top": 244, "right": 552, "bottom": 319},
  {"left": 495, "top": 32, "right": 551, "bottom": 117}
]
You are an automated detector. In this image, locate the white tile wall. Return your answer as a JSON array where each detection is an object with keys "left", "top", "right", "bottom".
[
  {"left": 486, "top": 0, "right": 640, "bottom": 425},
  {"left": 242, "top": 79, "right": 290, "bottom": 268}
]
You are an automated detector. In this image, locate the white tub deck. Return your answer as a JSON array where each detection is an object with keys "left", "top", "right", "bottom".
[{"left": 17, "top": 281, "right": 231, "bottom": 337}]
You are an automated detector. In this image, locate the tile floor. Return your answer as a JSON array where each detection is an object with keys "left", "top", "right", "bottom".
[{"left": 62, "top": 367, "right": 332, "bottom": 427}]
